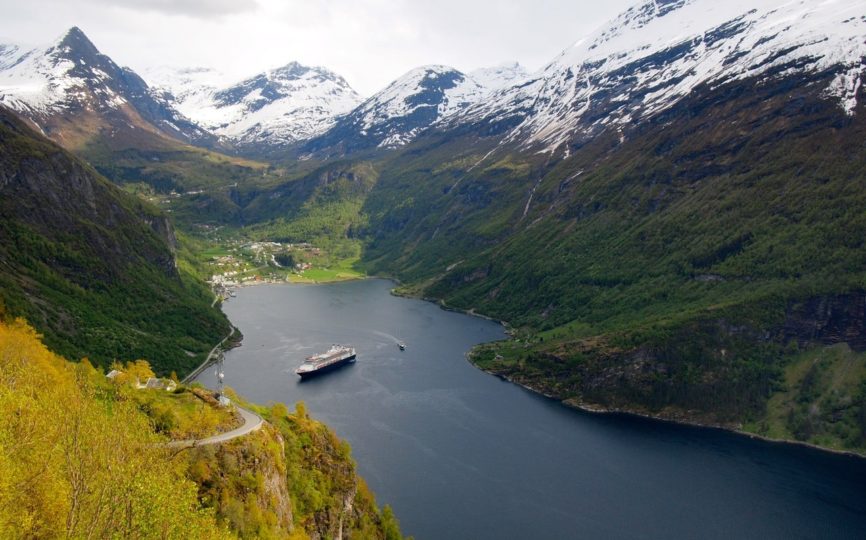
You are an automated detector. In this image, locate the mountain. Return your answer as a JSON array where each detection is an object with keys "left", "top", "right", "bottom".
[
  {"left": 0, "top": 27, "right": 532, "bottom": 160},
  {"left": 0, "top": 28, "right": 299, "bottom": 232},
  {"left": 469, "top": 62, "right": 528, "bottom": 90},
  {"left": 146, "top": 61, "right": 527, "bottom": 157},
  {"left": 146, "top": 62, "right": 362, "bottom": 151},
  {"left": 315, "top": 0, "right": 866, "bottom": 450},
  {"left": 0, "top": 105, "right": 229, "bottom": 373},
  {"left": 450, "top": 0, "right": 866, "bottom": 155},
  {"left": 300, "top": 63, "right": 525, "bottom": 157},
  {"left": 0, "top": 27, "right": 214, "bottom": 151}
]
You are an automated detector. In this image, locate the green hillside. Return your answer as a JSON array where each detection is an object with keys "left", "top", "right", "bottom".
[
  {"left": 0, "top": 106, "right": 230, "bottom": 374},
  {"left": 350, "top": 72, "right": 866, "bottom": 448}
]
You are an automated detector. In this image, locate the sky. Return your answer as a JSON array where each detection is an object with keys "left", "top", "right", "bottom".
[{"left": 0, "top": 0, "right": 636, "bottom": 96}]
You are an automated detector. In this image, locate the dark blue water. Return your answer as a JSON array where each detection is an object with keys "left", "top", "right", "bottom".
[{"left": 196, "top": 279, "right": 866, "bottom": 539}]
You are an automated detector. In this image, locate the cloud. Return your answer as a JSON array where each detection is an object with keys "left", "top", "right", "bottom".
[
  {"left": 0, "top": 0, "right": 636, "bottom": 95},
  {"left": 94, "top": 0, "right": 260, "bottom": 18}
]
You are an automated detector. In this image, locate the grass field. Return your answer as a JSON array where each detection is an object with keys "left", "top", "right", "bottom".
[
  {"left": 199, "top": 245, "right": 233, "bottom": 258},
  {"left": 289, "top": 256, "right": 365, "bottom": 283}
]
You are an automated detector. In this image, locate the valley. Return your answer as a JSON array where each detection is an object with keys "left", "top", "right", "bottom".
[
  {"left": 3, "top": 1, "right": 865, "bottom": 455},
  {"left": 1, "top": 0, "right": 865, "bottom": 537}
]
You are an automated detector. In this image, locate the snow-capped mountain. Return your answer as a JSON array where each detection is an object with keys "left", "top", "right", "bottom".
[
  {"left": 302, "top": 63, "right": 525, "bottom": 156},
  {"left": 469, "top": 62, "right": 528, "bottom": 91},
  {"left": 0, "top": 27, "right": 210, "bottom": 147},
  {"left": 453, "top": 0, "right": 866, "bottom": 155},
  {"left": 143, "top": 66, "right": 226, "bottom": 106},
  {"left": 146, "top": 62, "right": 362, "bottom": 148}
]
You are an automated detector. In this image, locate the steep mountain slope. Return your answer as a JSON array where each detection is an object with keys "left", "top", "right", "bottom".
[
  {"left": 0, "top": 319, "right": 406, "bottom": 539},
  {"left": 147, "top": 62, "right": 362, "bottom": 150},
  {"left": 300, "top": 64, "right": 524, "bottom": 157},
  {"left": 338, "top": 0, "right": 866, "bottom": 448},
  {"left": 0, "top": 27, "right": 214, "bottom": 150},
  {"left": 450, "top": 0, "right": 866, "bottom": 155},
  {"left": 0, "top": 105, "right": 229, "bottom": 373},
  {"left": 0, "top": 320, "right": 232, "bottom": 538}
]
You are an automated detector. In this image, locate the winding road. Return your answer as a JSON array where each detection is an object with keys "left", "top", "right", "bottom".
[
  {"left": 170, "top": 326, "right": 265, "bottom": 448},
  {"left": 167, "top": 405, "right": 264, "bottom": 448},
  {"left": 182, "top": 326, "right": 236, "bottom": 384}
]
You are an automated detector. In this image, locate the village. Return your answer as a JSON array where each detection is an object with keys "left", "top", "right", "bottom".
[{"left": 204, "top": 239, "right": 363, "bottom": 302}]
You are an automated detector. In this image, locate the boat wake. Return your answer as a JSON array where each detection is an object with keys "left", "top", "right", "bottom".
[{"left": 371, "top": 330, "right": 401, "bottom": 344}]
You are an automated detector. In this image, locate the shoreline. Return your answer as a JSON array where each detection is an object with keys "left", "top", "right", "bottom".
[
  {"left": 385, "top": 278, "right": 512, "bottom": 329},
  {"left": 213, "top": 278, "right": 866, "bottom": 461},
  {"left": 227, "top": 273, "right": 368, "bottom": 289},
  {"left": 483, "top": 367, "right": 866, "bottom": 461},
  {"left": 429, "top": 299, "right": 511, "bottom": 329}
]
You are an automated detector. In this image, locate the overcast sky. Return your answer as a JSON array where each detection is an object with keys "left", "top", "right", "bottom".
[{"left": 0, "top": 0, "right": 636, "bottom": 96}]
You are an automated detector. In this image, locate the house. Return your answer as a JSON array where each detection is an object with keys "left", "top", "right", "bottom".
[
  {"left": 143, "top": 378, "right": 178, "bottom": 392},
  {"left": 106, "top": 370, "right": 176, "bottom": 392}
]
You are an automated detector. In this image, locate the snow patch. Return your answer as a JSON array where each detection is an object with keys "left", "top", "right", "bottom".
[
  {"left": 827, "top": 62, "right": 865, "bottom": 116},
  {"left": 453, "top": 0, "right": 866, "bottom": 155}
]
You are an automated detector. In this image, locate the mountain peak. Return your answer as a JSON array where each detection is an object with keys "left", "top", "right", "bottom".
[
  {"left": 266, "top": 62, "right": 349, "bottom": 86},
  {"left": 269, "top": 61, "right": 306, "bottom": 78},
  {"left": 301, "top": 64, "right": 485, "bottom": 155},
  {"left": 0, "top": 27, "right": 213, "bottom": 147},
  {"left": 54, "top": 26, "right": 99, "bottom": 57},
  {"left": 403, "top": 64, "right": 461, "bottom": 79},
  {"left": 63, "top": 26, "right": 87, "bottom": 39},
  {"left": 382, "top": 65, "right": 466, "bottom": 96}
]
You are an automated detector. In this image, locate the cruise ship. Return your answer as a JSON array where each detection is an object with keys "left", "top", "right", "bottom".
[{"left": 295, "top": 345, "right": 356, "bottom": 379}]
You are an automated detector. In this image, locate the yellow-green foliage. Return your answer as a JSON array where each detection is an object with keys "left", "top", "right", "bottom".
[
  {"left": 187, "top": 426, "right": 293, "bottom": 539},
  {"left": 482, "top": 157, "right": 530, "bottom": 176},
  {"left": 269, "top": 401, "right": 406, "bottom": 540},
  {"left": 131, "top": 385, "right": 241, "bottom": 441},
  {"left": 109, "top": 358, "right": 156, "bottom": 385},
  {"left": 104, "top": 362, "right": 240, "bottom": 441},
  {"left": 187, "top": 398, "right": 407, "bottom": 540},
  {"left": 290, "top": 257, "right": 365, "bottom": 284},
  {"left": 0, "top": 319, "right": 232, "bottom": 539},
  {"left": 0, "top": 318, "right": 406, "bottom": 539}
]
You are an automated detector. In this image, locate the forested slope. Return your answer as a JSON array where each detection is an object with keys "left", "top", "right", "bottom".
[
  {"left": 0, "top": 106, "right": 229, "bottom": 373},
  {"left": 0, "top": 317, "right": 405, "bottom": 539},
  {"left": 356, "top": 61, "right": 866, "bottom": 450}
]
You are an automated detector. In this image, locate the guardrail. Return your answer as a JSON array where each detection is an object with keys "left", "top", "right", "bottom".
[{"left": 181, "top": 326, "right": 236, "bottom": 384}]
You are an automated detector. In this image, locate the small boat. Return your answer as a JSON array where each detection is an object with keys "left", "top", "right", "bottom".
[{"left": 398, "top": 341, "right": 406, "bottom": 351}]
